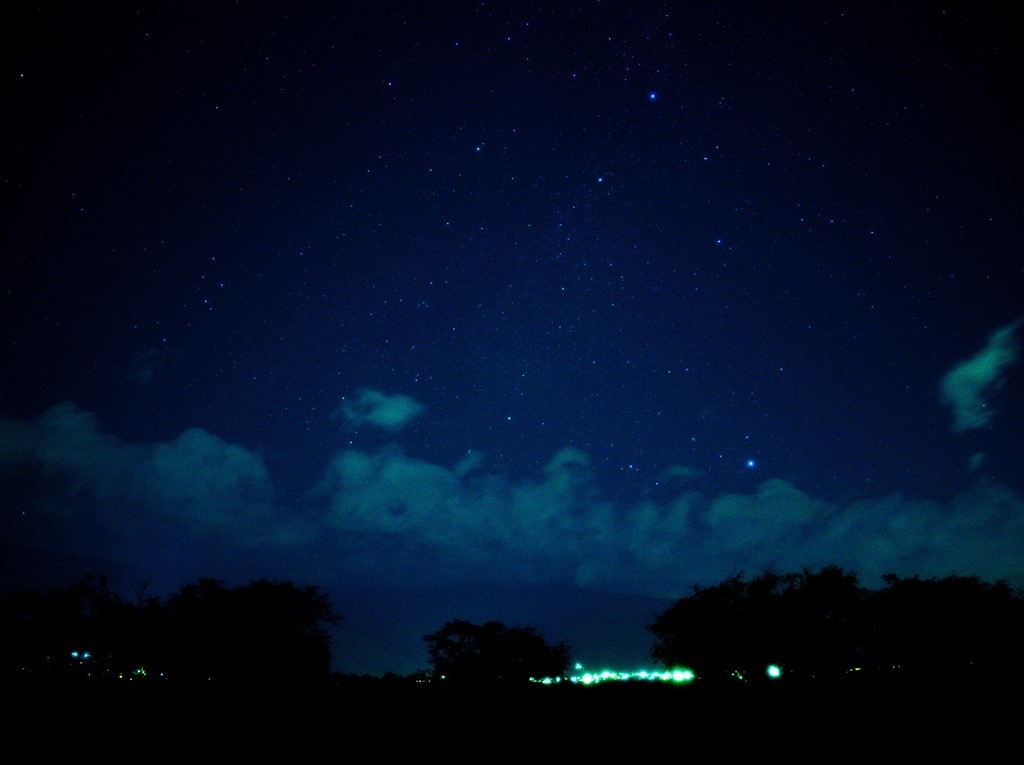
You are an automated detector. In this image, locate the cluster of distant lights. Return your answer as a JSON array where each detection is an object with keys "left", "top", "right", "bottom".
[
  {"left": 530, "top": 662, "right": 783, "bottom": 685},
  {"left": 69, "top": 650, "right": 150, "bottom": 680},
  {"left": 67, "top": 648, "right": 789, "bottom": 686}
]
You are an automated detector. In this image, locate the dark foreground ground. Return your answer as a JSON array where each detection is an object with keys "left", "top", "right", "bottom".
[{"left": 6, "top": 670, "right": 1017, "bottom": 760}]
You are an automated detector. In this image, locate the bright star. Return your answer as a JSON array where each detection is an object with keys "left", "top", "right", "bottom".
[{"left": 745, "top": 459, "right": 757, "bottom": 469}]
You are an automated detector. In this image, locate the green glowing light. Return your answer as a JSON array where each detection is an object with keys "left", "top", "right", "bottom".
[
  {"left": 671, "top": 668, "right": 695, "bottom": 684},
  {"left": 766, "top": 664, "right": 782, "bottom": 679}
]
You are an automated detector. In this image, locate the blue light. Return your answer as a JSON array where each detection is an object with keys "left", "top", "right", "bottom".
[{"left": 648, "top": 91, "right": 657, "bottom": 101}]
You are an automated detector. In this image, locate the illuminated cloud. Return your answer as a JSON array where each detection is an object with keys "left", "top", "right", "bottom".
[
  {"left": 314, "top": 442, "right": 1024, "bottom": 596},
  {"left": 121, "top": 348, "right": 166, "bottom": 385},
  {"left": 335, "top": 388, "right": 425, "bottom": 431},
  {"left": 0, "top": 402, "right": 137, "bottom": 508},
  {"left": 146, "top": 428, "right": 278, "bottom": 534},
  {"left": 940, "top": 318, "right": 1023, "bottom": 432},
  {"left": 311, "top": 445, "right": 607, "bottom": 583},
  {"left": 662, "top": 465, "right": 703, "bottom": 482},
  {"left": 453, "top": 450, "right": 484, "bottom": 477},
  {"left": 705, "top": 479, "right": 823, "bottom": 551},
  {"left": 4, "top": 403, "right": 1024, "bottom": 601},
  {"left": 0, "top": 402, "right": 288, "bottom": 552}
]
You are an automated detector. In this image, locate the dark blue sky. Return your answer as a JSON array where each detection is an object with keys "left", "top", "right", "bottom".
[{"left": 3, "top": 1, "right": 1022, "bottom": 677}]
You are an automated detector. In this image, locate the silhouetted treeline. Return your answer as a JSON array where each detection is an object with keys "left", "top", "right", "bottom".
[
  {"left": 4, "top": 567, "right": 1024, "bottom": 692},
  {"left": 0, "top": 574, "right": 338, "bottom": 688},
  {"left": 424, "top": 619, "right": 571, "bottom": 686},
  {"left": 649, "top": 566, "right": 1024, "bottom": 688}
]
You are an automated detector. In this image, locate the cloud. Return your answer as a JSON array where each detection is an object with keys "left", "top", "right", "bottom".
[
  {"left": 4, "top": 402, "right": 1024, "bottom": 602},
  {"left": 453, "top": 450, "right": 484, "bottom": 477},
  {"left": 121, "top": 348, "right": 166, "bottom": 385},
  {"left": 334, "top": 388, "right": 425, "bottom": 431},
  {"left": 311, "top": 445, "right": 606, "bottom": 583},
  {"left": 662, "top": 464, "right": 703, "bottom": 482},
  {"left": 313, "top": 442, "right": 1024, "bottom": 596},
  {"left": 705, "top": 479, "right": 824, "bottom": 551},
  {"left": 145, "top": 428, "right": 282, "bottom": 538},
  {"left": 0, "top": 402, "right": 291, "bottom": 558},
  {"left": 940, "top": 318, "right": 1023, "bottom": 432}
]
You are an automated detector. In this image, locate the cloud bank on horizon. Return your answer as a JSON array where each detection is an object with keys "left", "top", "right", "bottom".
[
  {"left": 3, "top": 319, "right": 1023, "bottom": 598},
  {"left": 2, "top": 319, "right": 1024, "bottom": 602}
]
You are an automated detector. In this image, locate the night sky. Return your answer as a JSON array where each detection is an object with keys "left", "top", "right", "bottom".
[{"left": 3, "top": 2, "right": 1022, "bottom": 677}]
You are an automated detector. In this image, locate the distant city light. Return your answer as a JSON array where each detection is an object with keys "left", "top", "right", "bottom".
[
  {"left": 538, "top": 664, "right": 696, "bottom": 685},
  {"left": 671, "top": 668, "right": 695, "bottom": 683}
]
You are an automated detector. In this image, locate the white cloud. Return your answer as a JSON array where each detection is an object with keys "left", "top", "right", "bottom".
[
  {"left": 0, "top": 402, "right": 286, "bottom": 549},
  {"left": 146, "top": 428, "right": 279, "bottom": 536},
  {"left": 311, "top": 445, "right": 607, "bottom": 581},
  {"left": 940, "top": 317, "right": 1023, "bottom": 432},
  {"left": 314, "top": 445, "right": 1024, "bottom": 596},
  {"left": 705, "top": 479, "right": 824, "bottom": 551},
  {"left": 121, "top": 348, "right": 166, "bottom": 385},
  {"left": 335, "top": 388, "right": 425, "bottom": 431},
  {"left": 662, "top": 464, "right": 703, "bottom": 481},
  {"left": 4, "top": 403, "right": 1024, "bottom": 600},
  {"left": 453, "top": 450, "right": 484, "bottom": 477}
]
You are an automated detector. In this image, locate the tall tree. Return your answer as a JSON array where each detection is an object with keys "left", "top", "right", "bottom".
[
  {"left": 650, "top": 569, "right": 782, "bottom": 683},
  {"left": 162, "top": 578, "right": 340, "bottom": 686},
  {"left": 424, "top": 619, "right": 571, "bottom": 686},
  {"left": 649, "top": 566, "right": 869, "bottom": 684},
  {"left": 1, "top": 575, "right": 341, "bottom": 687},
  {"left": 0, "top": 573, "right": 146, "bottom": 681},
  {"left": 868, "top": 574, "right": 1024, "bottom": 680}
]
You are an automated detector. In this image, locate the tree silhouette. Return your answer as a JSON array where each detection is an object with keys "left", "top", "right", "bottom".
[
  {"left": 0, "top": 573, "right": 153, "bottom": 681},
  {"left": 161, "top": 578, "right": 339, "bottom": 686},
  {"left": 649, "top": 566, "right": 872, "bottom": 684},
  {"left": 424, "top": 619, "right": 571, "bottom": 686},
  {"left": 649, "top": 568, "right": 796, "bottom": 684},
  {"left": 868, "top": 573, "right": 1024, "bottom": 681},
  {"left": 778, "top": 566, "right": 869, "bottom": 682},
  {"left": 649, "top": 567, "right": 1024, "bottom": 689},
  {"left": 1, "top": 574, "right": 340, "bottom": 688}
]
